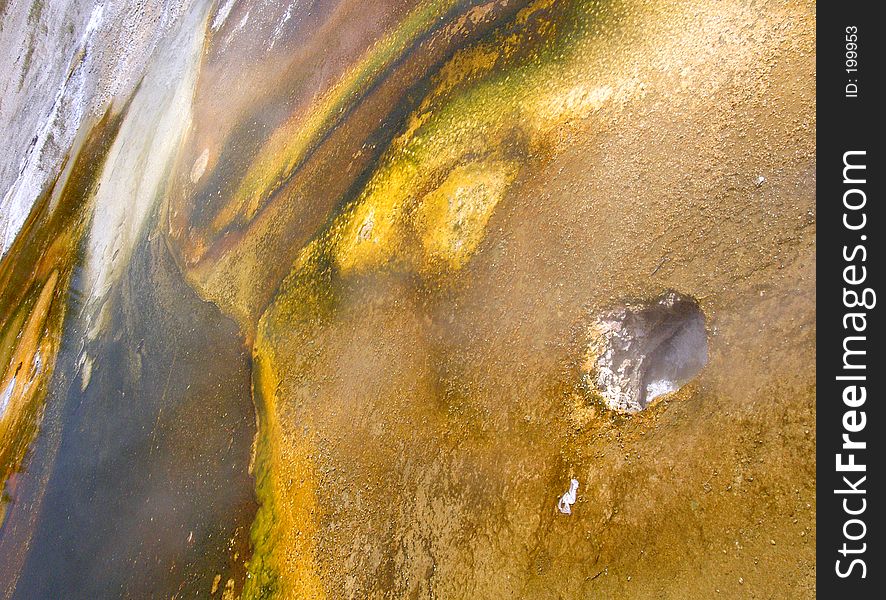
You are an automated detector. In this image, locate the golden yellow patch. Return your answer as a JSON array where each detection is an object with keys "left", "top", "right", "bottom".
[{"left": 414, "top": 160, "right": 516, "bottom": 271}]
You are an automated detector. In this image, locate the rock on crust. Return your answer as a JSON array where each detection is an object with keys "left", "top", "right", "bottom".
[{"left": 584, "top": 291, "right": 708, "bottom": 413}]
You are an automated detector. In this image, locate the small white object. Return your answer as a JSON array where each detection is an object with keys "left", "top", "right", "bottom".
[
  {"left": 190, "top": 148, "right": 210, "bottom": 183},
  {"left": 1, "top": 377, "right": 16, "bottom": 416},
  {"left": 558, "top": 478, "right": 579, "bottom": 514},
  {"left": 80, "top": 355, "right": 94, "bottom": 391},
  {"left": 645, "top": 379, "right": 678, "bottom": 403}
]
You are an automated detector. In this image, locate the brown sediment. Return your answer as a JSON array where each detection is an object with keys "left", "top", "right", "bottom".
[
  {"left": 242, "top": 0, "right": 815, "bottom": 597},
  {"left": 2, "top": 0, "right": 815, "bottom": 596}
]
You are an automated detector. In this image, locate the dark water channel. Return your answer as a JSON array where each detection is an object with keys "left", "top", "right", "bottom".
[{"left": 3, "top": 221, "right": 256, "bottom": 598}]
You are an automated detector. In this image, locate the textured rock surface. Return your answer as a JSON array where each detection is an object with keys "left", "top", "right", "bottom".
[
  {"left": 0, "top": 0, "right": 815, "bottom": 598},
  {"left": 584, "top": 292, "right": 708, "bottom": 412},
  {"left": 0, "top": 0, "right": 190, "bottom": 255}
]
